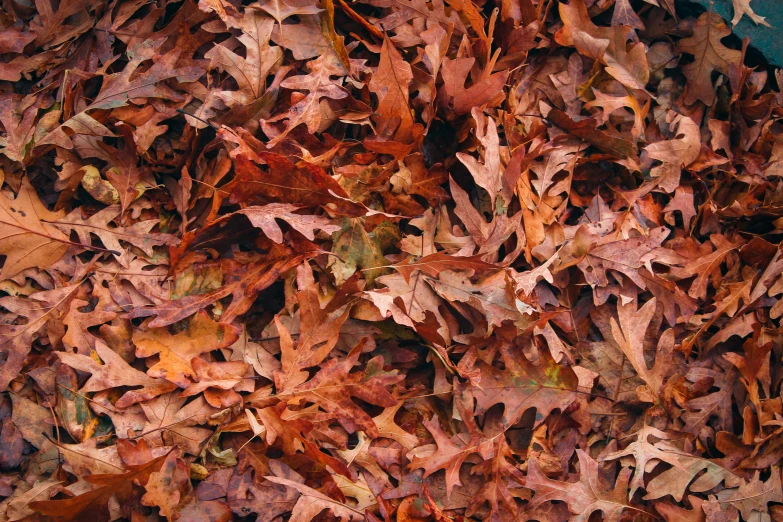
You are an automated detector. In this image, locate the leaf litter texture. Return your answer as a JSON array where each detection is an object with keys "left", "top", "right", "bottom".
[{"left": 0, "top": 0, "right": 782, "bottom": 521}]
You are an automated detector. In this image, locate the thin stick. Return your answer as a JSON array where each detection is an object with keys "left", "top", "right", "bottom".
[
  {"left": 176, "top": 108, "right": 218, "bottom": 130},
  {"left": 335, "top": 0, "right": 384, "bottom": 39}
]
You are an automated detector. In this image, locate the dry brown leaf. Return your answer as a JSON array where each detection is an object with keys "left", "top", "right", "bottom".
[{"left": 677, "top": 12, "right": 742, "bottom": 105}]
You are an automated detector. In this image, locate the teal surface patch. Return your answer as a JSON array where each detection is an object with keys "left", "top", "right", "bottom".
[{"left": 689, "top": 0, "right": 783, "bottom": 65}]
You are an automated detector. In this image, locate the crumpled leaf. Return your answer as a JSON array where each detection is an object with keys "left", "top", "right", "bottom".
[{"left": 141, "top": 451, "right": 193, "bottom": 520}]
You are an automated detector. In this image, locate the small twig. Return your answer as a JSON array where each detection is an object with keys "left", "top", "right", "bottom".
[
  {"left": 335, "top": 0, "right": 384, "bottom": 40},
  {"left": 176, "top": 108, "right": 218, "bottom": 130},
  {"left": 516, "top": 113, "right": 551, "bottom": 121}
]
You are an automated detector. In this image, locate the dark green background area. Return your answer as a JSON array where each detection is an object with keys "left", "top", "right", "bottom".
[{"left": 688, "top": 0, "right": 782, "bottom": 65}]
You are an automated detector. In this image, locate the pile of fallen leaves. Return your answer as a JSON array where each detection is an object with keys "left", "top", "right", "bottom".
[{"left": 1, "top": 0, "right": 783, "bottom": 519}]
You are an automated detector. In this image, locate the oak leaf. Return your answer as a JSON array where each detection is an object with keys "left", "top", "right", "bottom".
[
  {"left": 677, "top": 12, "right": 742, "bottom": 106},
  {"left": 725, "top": 470, "right": 783, "bottom": 521},
  {"left": 227, "top": 153, "right": 364, "bottom": 216},
  {"left": 450, "top": 177, "right": 522, "bottom": 257},
  {"left": 392, "top": 251, "right": 496, "bottom": 283},
  {"left": 677, "top": 234, "right": 745, "bottom": 300},
  {"left": 281, "top": 342, "right": 403, "bottom": 437},
  {"left": 643, "top": 111, "right": 700, "bottom": 192},
  {"left": 138, "top": 393, "right": 217, "bottom": 455},
  {"left": 10, "top": 393, "right": 54, "bottom": 448},
  {"left": 0, "top": 93, "right": 48, "bottom": 164},
  {"left": 179, "top": 501, "right": 233, "bottom": 522},
  {"left": 461, "top": 341, "right": 579, "bottom": 428},
  {"left": 234, "top": 204, "right": 340, "bottom": 243},
  {"left": 368, "top": 403, "right": 419, "bottom": 450},
  {"left": 555, "top": 0, "right": 649, "bottom": 89},
  {"left": 601, "top": 425, "right": 690, "bottom": 498},
  {"left": 610, "top": 299, "right": 673, "bottom": 403},
  {"left": 6, "top": 478, "right": 61, "bottom": 521},
  {"left": 643, "top": 451, "right": 741, "bottom": 502},
  {"left": 265, "top": 51, "right": 349, "bottom": 146},
  {"left": 546, "top": 108, "right": 637, "bottom": 158},
  {"left": 30, "top": 453, "right": 169, "bottom": 522},
  {"left": 466, "top": 433, "right": 526, "bottom": 521},
  {"left": 372, "top": 0, "right": 467, "bottom": 34},
  {"left": 227, "top": 459, "right": 301, "bottom": 519},
  {"left": 57, "top": 340, "right": 177, "bottom": 408},
  {"left": 388, "top": 153, "right": 449, "bottom": 209},
  {"left": 141, "top": 451, "right": 193, "bottom": 520},
  {"left": 365, "top": 271, "right": 453, "bottom": 344},
  {"left": 268, "top": 12, "right": 330, "bottom": 59},
  {"left": 44, "top": 40, "right": 203, "bottom": 152},
  {"left": 0, "top": 177, "right": 71, "bottom": 280},
  {"left": 407, "top": 410, "right": 498, "bottom": 500},
  {"left": 521, "top": 140, "right": 582, "bottom": 224},
  {"left": 130, "top": 254, "right": 313, "bottom": 327},
  {"left": 681, "top": 365, "right": 739, "bottom": 436},
  {"left": 255, "top": 0, "right": 322, "bottom": 32},
  {"left": 264, "top": 476, "right": 365, "bottom": 522},
  {"left": 186, "top": 203, "right": 339, "bottom": 250},
  {"left": 132, "top": 311, "right": 240, "bottom": 387},
  {"left": 577, "top": 226, "right": 671, "bottom": 290},
  {"left": 179, "top": 358, "right": 248, "bottom": 408},
  {"left": 250, "top": 403, "right": 351, "bottom": 476},
  {"left": 730, "top": 0, "right": 770, "bottom": 27},
  {"left": 86, "top": 40, "right": 203, "bottom": 112},
  {"left": 273, "top": 280, "right": 352, "bottom": 391},
  {"left": 0, "top": 285, "right": 78, "bottom": 391},
  {"left": 439, "top": 58, "right": 509, "bottom": 118},
  {"left": 0, "top": 419, "right": 24, "bottom": 470},
  {"left": 328, "top": 218, "right": 399, "bottom": 285},
  {"left": 456, "top": 108, "right": 504, "bottom": 206},
  {"left": 585, "top": 88, "right": 647, "bottom": 140},
  {"left": 526, "top": 450, "right": 644, "bottom": 522},
  {"left": 57, "top": 341, "right": 175, "bottom": 400},
  {"left": 204, "top": 11, "right": 283, "bottom": 108},
  {"left": 612, "top": 0, "right": 644, "bottom": 30},
  {"left": 369, "top": 35, "right": 415, "bottom": 143},
  {"left": 51, "top": 439, "right": 126, "bottom": 476},
  {"left": 427, "top": 270, "right": 532, "bottom": 330},
  {"left": 0, "top": 24, "right": 36, "bottom": 54},
  {"left": 30, "top": 0, "right": 94, "bottom": 49},
  {"left": 52, "top": 205, "right": 174, "bottom": 268}
]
